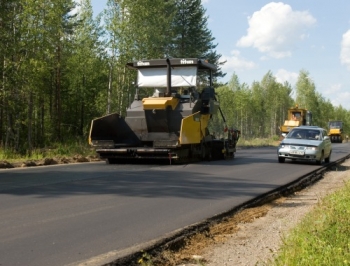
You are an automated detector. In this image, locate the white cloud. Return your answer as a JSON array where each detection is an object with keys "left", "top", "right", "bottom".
[
  {"left": 274, "top": 69, "right": 298, "bottom": 85},
  {"left": 221, "top": 50, "right": 257, "bottom": 72},
  {"left": 332, "top": 91, "right": 350, "bottom": 109},
  {"left": 260, "top": 55, "right": 270, "bottom": 61},
  {"left": 237, "top": 2, "right": 316, "bottom": 59},
  {"left": 340, "top": 30, "right": 350, "bottom": 70},
  {"left": 324, "top": 83, "right": 342, "bottom": 96},
  {"left": 321, "top": 84, "right": 350, "bottom": 109}
]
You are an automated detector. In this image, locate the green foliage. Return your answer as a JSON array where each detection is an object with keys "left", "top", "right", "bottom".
[
  {"left": 138, "top": 251, "right": 154, "bottom": 266},
  {"left": 1, "top": 0, "right": 350, "bottom": 156},
  {"left": 0, "top": 0, "right": 108, "bottom": 153},
  {"left": 273, "top": 181, "right": 350, "bottom": 266},
  {"left": 214, "top": 71, "right": 294, "bottom": 139}
]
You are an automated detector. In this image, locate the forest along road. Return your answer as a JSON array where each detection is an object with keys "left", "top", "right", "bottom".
[{"left": 0, "top": 143, "right": 349, "bottom": 266}]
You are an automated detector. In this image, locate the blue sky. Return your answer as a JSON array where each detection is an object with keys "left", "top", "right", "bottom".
[{"left": 91, "top": 0, "right": 350, "bottom": 110}]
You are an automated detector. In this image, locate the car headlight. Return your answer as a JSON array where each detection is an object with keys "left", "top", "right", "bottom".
[
  {"left": 280, "top": 144, "right": 290, "bottom": 148},
  {"left": 306, "top": 146, "right": 318, "bottom": 150}
]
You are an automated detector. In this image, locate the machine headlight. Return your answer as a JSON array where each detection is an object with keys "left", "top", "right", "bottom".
[{"left": 306, "top": 146, "right": 318, "bottom": 150}]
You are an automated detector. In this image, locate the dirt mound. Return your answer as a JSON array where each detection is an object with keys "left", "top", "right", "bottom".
[{"left": 0, "top": 155, "right": 101, "bottom": 169}]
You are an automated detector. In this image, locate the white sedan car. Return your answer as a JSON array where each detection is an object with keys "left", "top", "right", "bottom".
[{"left": 278, "top": 126, "right": 332, "bottom": 165}]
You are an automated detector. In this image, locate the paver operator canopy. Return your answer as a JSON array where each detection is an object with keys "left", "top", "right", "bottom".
[{"left": 126, "top": 58, "right": 216, "bottom": 97}]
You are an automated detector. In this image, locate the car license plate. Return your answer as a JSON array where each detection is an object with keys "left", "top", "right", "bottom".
[{"left": 290, "top": 150, "right": 304, "bottom": 155}]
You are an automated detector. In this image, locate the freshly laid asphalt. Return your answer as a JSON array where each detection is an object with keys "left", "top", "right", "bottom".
[{"left": 0, "top": 143, "right": 349, "bottom": 266}]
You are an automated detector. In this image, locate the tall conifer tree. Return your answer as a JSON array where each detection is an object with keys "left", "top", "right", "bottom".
[{"left": 171, "top": 0, "right": 225, "bottom": 79}]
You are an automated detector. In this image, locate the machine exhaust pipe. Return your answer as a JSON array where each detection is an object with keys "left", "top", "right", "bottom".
[{"left": 166, "top": 58, "right": 171, "bottom": 97}]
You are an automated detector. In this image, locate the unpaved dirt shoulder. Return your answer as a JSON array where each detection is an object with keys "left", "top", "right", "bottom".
[
  {"left": 198, "top": 160, "right": 350, "bottom": 266},
  {"left": 0, "top": 155, "right": 100, "bottom": 169}
]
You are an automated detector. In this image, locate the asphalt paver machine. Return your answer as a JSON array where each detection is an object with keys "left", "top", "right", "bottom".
[{"left": 89, "top": 58, "right": 240, "bottom": 164}]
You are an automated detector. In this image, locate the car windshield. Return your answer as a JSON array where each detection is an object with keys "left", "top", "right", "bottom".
[{"left": 286, "top": 129, "right": 321, "bottom": 140}]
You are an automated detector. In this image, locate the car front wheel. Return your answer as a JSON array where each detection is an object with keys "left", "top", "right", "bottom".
[
  {"left": 316, "top": 151, "right": 324, "bottom": 165},
  {"left": 325, "top": 151, "right": 331, "bottom": 163},
  {"left": 106, "top": 158, "right": 118, "bottom": 164},
  {"left": 278, "top": 157, "right": 285, "bottom": 163}
]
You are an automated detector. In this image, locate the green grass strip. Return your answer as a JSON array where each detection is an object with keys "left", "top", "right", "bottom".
[{"left": 274, "top": 182, "right": 350, "bottom": 266}]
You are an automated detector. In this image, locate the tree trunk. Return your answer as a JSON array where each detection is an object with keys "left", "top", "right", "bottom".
[
  {"left": 0, "top": 57, "right": 5, "bottom": 146},
  {"left": 107, "top": 63, "right": 112, "bottom": 114},
  {"left": 80, "top": 75, "right": 85, "bottom": 136},
  {"left": 27, "top": 91, "right": 33, "bottom": 155},
  {"left": 56, "top": 44, "right": 62, "bottom": 140}
]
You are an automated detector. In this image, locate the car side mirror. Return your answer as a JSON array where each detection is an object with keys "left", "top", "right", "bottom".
[{"left": 324, "top": 136, "right": 330, "bottom": 140}]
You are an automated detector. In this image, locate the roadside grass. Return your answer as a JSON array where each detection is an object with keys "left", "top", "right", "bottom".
[
  {"left": 273, "top": 180, "right": 350, "bottom": 266},
  {"left": 0, "top": 137, "right": 280, "bottom": 163},
  {"left": 0, "top": 141, "right": 96, "bottom": 162},
  {"left": 237, "top": 136, "right": 280, "bottom": 147}
]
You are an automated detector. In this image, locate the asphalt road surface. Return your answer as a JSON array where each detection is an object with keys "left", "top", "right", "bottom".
[{"left": 1, "top": 143, "right": 349, "bottom": 266}]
